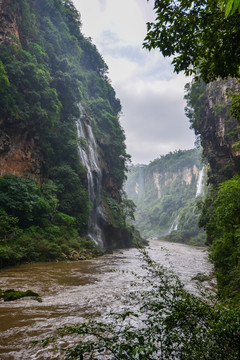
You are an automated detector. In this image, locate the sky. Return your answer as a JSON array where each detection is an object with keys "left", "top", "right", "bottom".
[{"left": 73, "top": 0, "right": 196, "bottom": 164}]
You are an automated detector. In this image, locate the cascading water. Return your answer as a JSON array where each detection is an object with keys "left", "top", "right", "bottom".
[
  {"left": 167, "top": 214, "right": 180, "bottom": 235},
  {"left": 76, "top": 105, "right": 104, "bottom": 247},
  {"left": 196, "top": 167, "right": 204, "bottom": 197}
]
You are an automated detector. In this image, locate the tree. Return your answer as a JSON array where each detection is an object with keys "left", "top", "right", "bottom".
[
  {"left": 205, "top": 176, "right": 240, "bottom": 298},
  {"left": 144, "top": 0, "right": 240, "bottom": 82},
  {"left": 220, "top": 0, "right": 240, "bottom": 17}
]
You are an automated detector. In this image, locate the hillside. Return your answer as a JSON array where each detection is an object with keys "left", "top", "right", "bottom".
[
  {"left": 185, "top": 77, "right": 240, "bottom": 299},
  {"left": 125, "top": 148, "right": 206, "bottom": 245},
  {"left": 0, "top": 0, "right": 143, "bottom": 268}
]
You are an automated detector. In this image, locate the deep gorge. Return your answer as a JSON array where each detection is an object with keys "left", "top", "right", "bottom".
[{"left": 1, "top": 0, "right": 240, "bottom": 358}]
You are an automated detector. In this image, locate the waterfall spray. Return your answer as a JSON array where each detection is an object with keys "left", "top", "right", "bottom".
[
  {"left": 196, "top": 167, "right": 204, "bottom": 197},
  {"left": 77, "top": 105, "right": 104, "bottom": 247}
]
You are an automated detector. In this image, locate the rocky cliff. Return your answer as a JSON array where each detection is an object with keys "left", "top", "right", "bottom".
[
  {"left": 0, "top": 0, "right": 43, "bottom": 178},
  {"left": 125, "top": 149, "right": 205, "bottom": 245},
  {"left": 0, "top": 0, "right": 142, "bottom": 268},
  {"left": 185, "top": 77, "right": 240, "bottom": 298},
  {"left": 185, "top": 78, "right": 240, "bottom": 184}
]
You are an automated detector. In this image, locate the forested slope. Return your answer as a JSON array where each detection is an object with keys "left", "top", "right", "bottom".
[
  {"left": 125, "top": 149, "right": 206, "bottom": 245},
  {"left": 0, "top": 0, "right": 143, "bottom": 268},
  {"left": 185, "top": 78, "right": 240, "bottom": 299}
]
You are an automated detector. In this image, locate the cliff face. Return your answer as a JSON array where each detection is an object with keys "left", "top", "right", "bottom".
[
  {"left": 0, "top": 0, "right": 43, "bottom": 178},
  {"left": 125, "top": 149, "right": 205, "bottom": 244},
  {"left": 0, "top": 129, "right": 42, "bottom": 178},
  {"left": 0, "top": 0, "right": 20, "bottom": 44},
  {"left": 186, "top": 78, "right": 240, "bottom": 184},
  {"left": 0, "top": 0, "right": 139, "bottom": 256}
]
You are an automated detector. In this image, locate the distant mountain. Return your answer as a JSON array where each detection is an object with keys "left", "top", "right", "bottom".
[{"left": 125, "top": 149, "right": 206, "bottom": 245}]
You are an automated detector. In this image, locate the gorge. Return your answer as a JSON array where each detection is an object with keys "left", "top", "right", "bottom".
[
  {"left": 125, "top": 148, "right": 206, "bottom": 245},
  {"left": 1, "top": 0, "right": 240, "bottom": 358}
]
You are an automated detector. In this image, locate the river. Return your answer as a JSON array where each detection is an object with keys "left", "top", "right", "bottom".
[{"left": 0, "top": 239, "right": 215, "bottom": 359}]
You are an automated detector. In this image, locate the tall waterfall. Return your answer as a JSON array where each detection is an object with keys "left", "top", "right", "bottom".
[
  {"left": 196, "top": 168, "right": 204, "bottom": 197},
  {"left": 167, "top": 214, "right": 180, "bottom": 235},
  {"left": 76, "top": 105, "right": 104, "bottom": 247}
]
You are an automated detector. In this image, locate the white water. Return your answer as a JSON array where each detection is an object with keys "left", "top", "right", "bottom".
[
  {"left": 167, "top": 213, "right": 180, "bottom": 234},
  {"left": 196, "top": 167, "right": 204, "bottom": 197},
  {"left": 76, "top": 105, "right": 104, "bottom": 247}
]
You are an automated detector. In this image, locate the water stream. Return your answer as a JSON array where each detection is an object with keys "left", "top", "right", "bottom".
[
  {"left": 76, "top": 105, "right": 104, "bottom": 246},
  {"left": 0, "top": 240, "right": 215, "bottom": 359},
  {"left": 196, "top": 167, "right": 204, "bottom": 197}
]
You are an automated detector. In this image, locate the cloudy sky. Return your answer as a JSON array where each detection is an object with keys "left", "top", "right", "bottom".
[{"left": 73, "top": 0, "right": 196, "bottom": 164}]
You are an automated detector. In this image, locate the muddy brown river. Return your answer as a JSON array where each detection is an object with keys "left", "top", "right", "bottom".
[{"left": 0, "top": 240, "right": 215, "bottom": 359}]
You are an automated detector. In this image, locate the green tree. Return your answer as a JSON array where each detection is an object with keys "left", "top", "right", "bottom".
[
  {"left": 206, "top": 176, "right": 240, "bottom": 298},
  {"left": 219, "top": 0, "right": 240, "bottom": 17},
  {"left": 144, "top": 0, "right": 240, "bottom": 82}
]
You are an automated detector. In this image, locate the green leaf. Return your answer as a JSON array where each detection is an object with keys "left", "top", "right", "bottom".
[{"left": 225, "top": 0, "right": 234, "bottom": 17}]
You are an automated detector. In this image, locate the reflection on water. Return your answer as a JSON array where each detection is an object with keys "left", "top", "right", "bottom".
[{"left": 0, "top": 240, "right": 215, "bottom": 359}]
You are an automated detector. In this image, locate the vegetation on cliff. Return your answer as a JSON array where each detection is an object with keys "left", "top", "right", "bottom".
[
  {"left": 184, "top": 78, "right": 240, "bottom": 299},
  {"left": 125, "top": 149, "right": 205, "bottom": 245},
  {"left": 0, "top": 0, "right": 141, "bottom": 268},
  {"left": 144, "top": 0, "right": 240, "bottom": 300}
]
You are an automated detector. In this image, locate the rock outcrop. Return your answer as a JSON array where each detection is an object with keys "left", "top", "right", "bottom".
[{"left": 196, "top": 78, "right": 240, "bottom": 183}]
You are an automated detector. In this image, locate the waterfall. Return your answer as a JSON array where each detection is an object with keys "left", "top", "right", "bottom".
[
  {"left": 167, "top": 214, "right": 180, "bottom": 235},
  {"left": 196, "top": 168, "right": 204, "bottom": 197},
  {"left": 76, "top": 105, "right": 104, "bottom": 247}
]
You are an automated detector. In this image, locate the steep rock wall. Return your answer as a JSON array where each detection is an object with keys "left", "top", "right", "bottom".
[
  {"left": 0, "top": 0, "right": 20, "bottom": 44},
  {"left": 0, "top": 0, "right": 140, "bottom": 252},
  {"left": 125, "top": 149, "right": 204, "bottom": 242},
  {"left": 0, "top": 0, "right": 43, "bottom": 179},
  {"left": 195, "top": 78, "right": 240, "bottom": 183}
]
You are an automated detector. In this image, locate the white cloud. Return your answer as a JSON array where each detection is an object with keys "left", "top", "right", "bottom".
[{"left": 73, "top": 0, "right": 195, "bottom": 164}]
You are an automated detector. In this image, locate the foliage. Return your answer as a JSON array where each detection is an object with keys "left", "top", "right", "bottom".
[
  {"left": 219, "top": 0, "right": 240, "bottom": 17},
  {"left": 102, "top": 192, "right": 145, "bottom": 249},
  {"left": 0, "top": 175, "right": 51, "bottom": 228},
  {"left": 144, "top": 0, "right": 240, "bottom": 82},
  {"left": 165, "top": 198, "right": 206, "bottom": 246},
  {"left": 0, "top": 209, "right": 19, "bottom": 240},
  {"left": 227, "top": 83, "right": 240, "bottom": 121},
  {"left": 184, "top": 80, "right": 208, "bottom": 134},
  {"left": 125, "top": 149, "right": 204, "bottom": 244},
  {"left": 0, "top": 288, "right": 41, "bottom": 302},
  {"left": 40, "top": 250, "right": 240, "bottom": 359},
  {"left": 50, "top": 165, "right": 89, "bottom": 229},
  {"left": 0, "top": 0, "right": 134, "bottom": 261},
  {"left": 0, "top": 175, "right": 99, "bottom": 268},
  {"left": 204, "top": 176, "right": 240, "bottom": 299}
]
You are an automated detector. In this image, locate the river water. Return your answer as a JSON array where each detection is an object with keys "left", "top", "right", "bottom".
[{"left": 0, "top": 240, "right": 215, "bottom": 359}]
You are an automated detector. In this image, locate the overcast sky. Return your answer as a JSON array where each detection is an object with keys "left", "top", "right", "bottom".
[{"left": 73, "top": 0, "right": 196, "bottom": 164}]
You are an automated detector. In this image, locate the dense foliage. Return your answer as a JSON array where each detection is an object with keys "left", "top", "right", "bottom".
[
  {"left": 39, "top": 250, "right": 240, "bottom": 359},
  {"left": 198, "top": 177, "right": 240, "bottom": 300},
  {"left": 125, "top": 149, "right": 205, "bottom": 245},
  {"left": 144, "top": 0, "right": 240, "bottom": 82},
  {"left": 0, "top": 175, "right": 101, "bottom": 268},
  {"left": 0, "top": 0, "right": 137, "bottom": 266},
  {"left": 184, "top": 77, "right": 240, "bottom": 299}
]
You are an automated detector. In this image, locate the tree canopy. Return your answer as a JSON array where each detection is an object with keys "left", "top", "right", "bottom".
[{"left": 144, "top": 0, "right": 240, "bottom": 82}]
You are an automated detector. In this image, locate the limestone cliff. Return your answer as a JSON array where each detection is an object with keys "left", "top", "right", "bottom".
[
  {"left": 0, "top": 0, "right": 43, "bottom": 178},
  {"left": 125, "top": 149, "right": 205, "bottom": 244},
  {"left": 186, "top": 78, "right": 240, "bottom": 184},
  {"left": 0, "top": 0, "right": 140, "bottom": 263}
]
